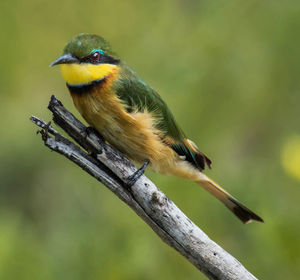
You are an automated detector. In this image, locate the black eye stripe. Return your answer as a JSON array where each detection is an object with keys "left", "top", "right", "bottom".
[
  {"left": 100, "top": 55, "right": 120, "bottom": 64},
  {"left": 80, "top": 54, "right": 120, "bottom": 65}
]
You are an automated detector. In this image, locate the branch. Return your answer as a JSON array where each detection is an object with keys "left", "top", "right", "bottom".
[{"left": 30, "top": 95, "right": 259, "bottom": 280}]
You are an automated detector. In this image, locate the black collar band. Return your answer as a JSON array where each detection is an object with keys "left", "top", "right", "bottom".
[{"left": 67, "top": 77, "right": 107, "bottom": 95}]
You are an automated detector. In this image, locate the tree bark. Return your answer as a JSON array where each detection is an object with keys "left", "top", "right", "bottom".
[{"left": 30, "top": 95, "right": 259, "bottom": 280}]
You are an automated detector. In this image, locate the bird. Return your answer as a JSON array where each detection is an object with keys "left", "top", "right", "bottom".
[{"left": 50, "top": 33, "right": 263, "bottom": 224}]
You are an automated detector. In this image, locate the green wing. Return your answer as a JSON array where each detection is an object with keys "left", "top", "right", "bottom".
[{"left": 114, "top": 63, "right": 211, "bottom": 171}]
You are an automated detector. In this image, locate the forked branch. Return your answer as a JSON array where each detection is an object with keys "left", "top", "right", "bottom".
[{"left": 30, "top": 95, "right": 258, "bottom": 280}]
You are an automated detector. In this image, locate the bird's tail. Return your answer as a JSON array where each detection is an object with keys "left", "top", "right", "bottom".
[{"left": 196, "top": 173, "right": 263, "bottom": 224}]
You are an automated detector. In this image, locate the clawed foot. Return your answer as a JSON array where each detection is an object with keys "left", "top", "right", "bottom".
[
  {"left": 81, "top": 126, "right": 104, "bottom": 142},
  {"left": 80, "top": 126, "right": 104, "bottom": 156},
  {"left": 125, "top": 159, "right": 150, "bottom": 189}
]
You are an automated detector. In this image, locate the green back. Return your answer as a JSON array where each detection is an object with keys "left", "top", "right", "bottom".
[
  {"left": 115, "top": 62, "right": 185, "bottom": 142},
  {"left": 114, "top": 62, "right": 211, "bottom": 171}
]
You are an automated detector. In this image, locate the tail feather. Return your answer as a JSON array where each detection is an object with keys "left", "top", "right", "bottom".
[{"left": 197, "top": 173, "right": 263, "bottom": 224}]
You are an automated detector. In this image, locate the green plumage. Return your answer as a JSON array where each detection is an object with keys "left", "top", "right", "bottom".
[
  {"left": 63, "top": 33, "right": 118, "bottom": 58},
  {"left": 115, "top": 63, "right": 183, "bottom": 140},
  {"left": 114, "top": 62, "right": 211, "bottom": 170}
]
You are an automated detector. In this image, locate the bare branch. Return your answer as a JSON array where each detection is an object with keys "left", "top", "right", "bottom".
[{"left": 30, "top": 95, "right": 259, "bottom": 280}]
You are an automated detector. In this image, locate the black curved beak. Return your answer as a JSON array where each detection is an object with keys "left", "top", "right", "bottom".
[{"left": 50, "top": 53, "right": 79, "bottom": 67}]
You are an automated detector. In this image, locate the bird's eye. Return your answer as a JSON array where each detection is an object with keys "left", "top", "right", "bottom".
[{"left": 91, "top": 51, "right": 100, "bottom": 61}]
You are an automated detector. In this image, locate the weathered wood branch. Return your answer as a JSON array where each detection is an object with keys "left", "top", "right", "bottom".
[{"left": 30, "top": 95, "right": 258, "bottom": 280}]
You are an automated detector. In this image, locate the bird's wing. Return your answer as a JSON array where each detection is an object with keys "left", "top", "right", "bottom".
[{"left": 115, "top": 66, "right": 211, "bottom": 171}]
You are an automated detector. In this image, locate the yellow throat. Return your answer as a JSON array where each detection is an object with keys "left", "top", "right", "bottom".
[{"left": 60, "top": 63, "right": 118, "bottom": 85}]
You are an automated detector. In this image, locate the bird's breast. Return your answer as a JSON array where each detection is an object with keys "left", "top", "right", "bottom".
[{"left": 68, "top": 67, "right": 123, "bottom": 131}]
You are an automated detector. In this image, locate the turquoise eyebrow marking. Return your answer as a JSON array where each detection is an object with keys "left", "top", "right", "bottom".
[{"left": 91, "top": 49, "right": 104, "bottom": 55}]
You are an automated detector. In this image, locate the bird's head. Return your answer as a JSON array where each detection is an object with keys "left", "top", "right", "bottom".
[{"left": 51, "top": 33, "right": 120, "bottom": 86}]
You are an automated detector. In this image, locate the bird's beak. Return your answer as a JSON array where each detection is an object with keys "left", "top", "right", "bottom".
[{"left": 50, "top": 53, "right": 79, "bottom": 67}]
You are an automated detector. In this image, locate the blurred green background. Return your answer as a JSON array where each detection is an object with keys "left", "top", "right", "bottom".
[{"left": 0, "top": 0, "right": 299, "bottom": 279}]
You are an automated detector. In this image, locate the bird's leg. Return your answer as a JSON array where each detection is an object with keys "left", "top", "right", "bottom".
[
  {"left": 125, "top": 159, "right": 150, "bottom": 189},
  {"left": 81, "top": 126, "right": 104, "bottom": 141},
  {"left": 80, "top": 126, "right": 104, "bottom": 156}
]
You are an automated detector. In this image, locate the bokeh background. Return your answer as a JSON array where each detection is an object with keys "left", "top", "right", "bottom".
[{"left": 0, "top": 0, "right": 299, "bottom": 279}]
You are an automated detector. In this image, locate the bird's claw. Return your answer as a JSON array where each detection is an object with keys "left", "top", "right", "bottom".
[
  {"left": 81, "top": 126, "right": 98, "bottom": 138},
  {"left": 125, "top": 159, "right": 150, "bottom": 189},
  {"left": 79, "top": 126, "right": 104, "bottom": 156},
  {"left": 81, "top": 126, "right": 104, "bottom": 142}
]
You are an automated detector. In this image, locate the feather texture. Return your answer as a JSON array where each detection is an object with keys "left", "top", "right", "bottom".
[{"left": 114, "top": 62, "right": 212, "bottom": 171}]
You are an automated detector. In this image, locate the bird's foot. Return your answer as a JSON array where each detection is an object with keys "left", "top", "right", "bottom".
[
  {"left": 125, "top": 159, "right": 150, "bottom": 189},
  {"left": 80, "top": 126, "right": 104, "bottom": 156},
  {"left": 81, "top": 126, "right": 104, "bottom": 141}
]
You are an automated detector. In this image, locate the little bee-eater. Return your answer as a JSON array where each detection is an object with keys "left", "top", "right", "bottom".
[{"left": 51, "top": 33, "right": 263, "bottom": 224}]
